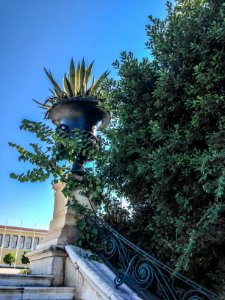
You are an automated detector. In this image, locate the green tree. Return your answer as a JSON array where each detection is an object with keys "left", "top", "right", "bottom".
[
  {"left": 21, "top": 251, "right": 30, "bottom": 265},
  {"left": 3, "top": 253, "right": 16, "bottom": 267},
  {"left": 100, "top": 0, "right": 225, "bottom": 294}
]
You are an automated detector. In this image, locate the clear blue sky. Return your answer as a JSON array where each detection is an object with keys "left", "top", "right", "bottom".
[{"left": 0, "top": 0, "right": 168, "bottom": 229}]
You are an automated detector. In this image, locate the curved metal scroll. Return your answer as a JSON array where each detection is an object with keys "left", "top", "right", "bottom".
[{"left": 87, "top": 216, "right": 217, "bottom": 300}]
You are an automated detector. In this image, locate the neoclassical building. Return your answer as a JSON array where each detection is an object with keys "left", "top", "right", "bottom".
[{"left": 0, "top": 225, "right": 47, "bottom": 266}]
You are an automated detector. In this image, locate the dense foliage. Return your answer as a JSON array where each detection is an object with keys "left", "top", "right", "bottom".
[
  {"left": 3, "top": 253, "right": 16, "bottom": 266},
  {"left": 21, "top": 251, "right": 30, "bottom": 265},
  {"left": 100, "top": 0, "right": 225, "bottom": 294}
]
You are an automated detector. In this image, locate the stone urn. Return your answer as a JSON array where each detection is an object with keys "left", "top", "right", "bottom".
[{"left": 49, "top": 98, "right": 110, "bottom": 174}]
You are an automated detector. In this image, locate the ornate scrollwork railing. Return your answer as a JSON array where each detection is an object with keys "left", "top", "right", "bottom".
[{"left": 87, "top": 216, "right": 217, "bottom": 300}]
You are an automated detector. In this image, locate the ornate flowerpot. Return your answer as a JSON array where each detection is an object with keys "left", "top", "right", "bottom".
[{"left": 48, "top": 98, "right": 110, "bottom": 174}]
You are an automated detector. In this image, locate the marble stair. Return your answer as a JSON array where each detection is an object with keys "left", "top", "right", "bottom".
[{"left": 0, "top": 273, "right": 75, "bottom": 300}]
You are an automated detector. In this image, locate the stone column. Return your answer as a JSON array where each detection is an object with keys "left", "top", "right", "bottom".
[
  {"left": 27, "top": 180, "right": 94, "bottom": 286},
  {"left": 38, "top": 181, "right": 77, "bottom": 249}
]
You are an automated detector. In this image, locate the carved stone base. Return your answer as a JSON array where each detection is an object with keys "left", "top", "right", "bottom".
[{"left": 27, "top": 245, "right": 67, "bottom": 286}]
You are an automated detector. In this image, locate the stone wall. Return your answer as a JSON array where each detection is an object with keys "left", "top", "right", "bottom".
[{"left": 65, "top": 245, "right": 141, "bottom": 300}]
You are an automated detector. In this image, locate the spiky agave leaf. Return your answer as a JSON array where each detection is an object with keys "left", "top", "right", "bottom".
[
  {"left": 68, "top": 58, "right": 75, "bottom": 96},
  {"left": 75, "top": 63, "right": 81, "bottom": 94},
  {"left": 33, "top": 99, "right": 50, "bottom": 109},
  {"left": 43, "top": 96, "right": 56, "bottom": 105},
  {"left": 80, "top": 57, "right": 85, "bottom": 94},
  {"left": 49, "top": 89, "right": 57, "bottom": 97},
  {"left": 54, "top": 88, "right": 61, "bottom": 97},
  {"left": 40, "top": 58, "right": 109, "bottom": 112},
  {"left": 87, "top": 76, "right": 95, "bottom": 95},
  {"left": 44, "top": 68, "right": 63, "bottom": 95},
  {"left": 43, "top": 97, "right": 56, "bottom": 105},
  {"left": 90, "top": 71, "right": 110, "bottom": 95},
  {"left": 63, "top": 73, "right": 73, "bottom": 97},
  {"left": 85, "top": 60, "right": 94, "bottom": 92}
]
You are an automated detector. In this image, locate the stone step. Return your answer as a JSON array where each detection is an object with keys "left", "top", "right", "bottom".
[
  {"left": 0, "top": 286, "right": 75, "bottom": 300},
  {"left": 0, "top": 273, "right": 53, "bottom": 287}
]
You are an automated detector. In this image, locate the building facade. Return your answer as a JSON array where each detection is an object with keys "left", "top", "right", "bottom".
[{"left": 0, "top": 225, "right": 47, "bottom": 266}]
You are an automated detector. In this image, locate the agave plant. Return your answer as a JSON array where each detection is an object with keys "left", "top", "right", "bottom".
[{"left": 34, "top": 58, "right": 109, "bottom": 112}]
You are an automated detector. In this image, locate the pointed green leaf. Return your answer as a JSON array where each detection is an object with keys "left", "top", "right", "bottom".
[
  {"left": 63, "top": 73, "right": 73, "bottom": 97},
  {"left": 75, "top": 63, "right": 81, "bottom": 94},
  {"left": 69, "top": 58, "right": 75, "bottom": 96},
  {"left": 54, "top": 88, "right": 61, "bottom": 97},
  {"left": 87, "top": 76, "right": 95, "bottom": 95},
  {"left": 85, "top": 60, "right": 94, "bottom": 91},
  {"left": 44, "top": 68, "right": 63, "bottom": 94},
  {"left": 90, "top": 71, "right": 109, "bottom": 94},
  {"left": 33, "top": 99, "right": 49, "bottom": 109},
  {"left": 49, "top": 88, "right": 57, "bottom": 97},
  {"left": 44, "top": 97, "right": 55, "bottom": 105},
  {"left": 80, "top": 57, "right": 85, "bottom": 94}
]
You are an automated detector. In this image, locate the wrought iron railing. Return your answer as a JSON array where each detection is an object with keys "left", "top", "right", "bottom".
[{"left": 87, "top": 216, "right": 217, "bottom": 300}]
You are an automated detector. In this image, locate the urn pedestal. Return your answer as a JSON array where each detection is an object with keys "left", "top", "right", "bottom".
[
  {"left": 38, "top": 182, "right": 77, "bottom": 249},
  {"left": 27, "top": 180, "right": 92, "bottom": 286}
]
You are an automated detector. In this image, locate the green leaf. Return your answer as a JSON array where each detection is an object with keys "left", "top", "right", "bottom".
[
  {"left": 85, "top": 60, "right": 94, "bottom": 91},
  {"left": 44, "top": 68, "right": 63, "bottom": 95},
  {"left": 69, "top": 58, "right": 75, "bottom": 96},
  {"left": 75, "top": 63, "right": 81, "bottom": 94},
  {"left": 90, "top": 71, "right": 110, "bottom": 95},
  {"left": 92, "top": 228, "right": 98, "bottom": 235},
  {"left": 80, "top": 57, "right": 85, "bottom": 94},
  {"left": 32, "top": 99, "right": 50, "bottom": 109},
  {"left": 49, "top": 88, "right": 56, "bottom": 97},
  {"left": 87, "top": 77, "right": 95, "bottom": 95},
  {"left": 53, "top": 88, "right": 61, "bottom": 97},
  {"left": 96, "top": 185, "right": 102, "bottom": 193},
  {"left": 63, "top": 73, "right": 73, "bottom": 97}
]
